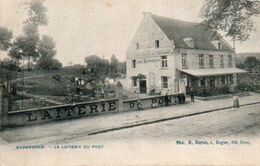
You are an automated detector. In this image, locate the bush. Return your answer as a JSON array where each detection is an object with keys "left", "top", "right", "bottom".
[
  {"left": 192, "top": 85, "right": 231, "bottom": 97},
  {"left": 36, "top": 55, "right": 62, "bottom": 70},
  {"left": 237, "top": 73, "right": 260, "bottom": 92}
]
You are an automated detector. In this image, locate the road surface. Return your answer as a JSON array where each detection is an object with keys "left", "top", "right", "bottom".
[{"left": 63, "top": 104, "right": 260, "bottom": 143}]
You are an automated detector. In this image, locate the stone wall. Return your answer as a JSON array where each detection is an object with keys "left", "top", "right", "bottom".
[
  {"left": 123, "top": 93, "right": 185, "bottom": 112},
  {"left": 6, "top": 99, "right": 118, "bottom": 127},
  {"left": 1, "top": 93, "right": 185, "bottom": 128}
]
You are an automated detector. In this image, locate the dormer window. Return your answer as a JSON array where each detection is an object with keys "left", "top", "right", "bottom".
[
  {"left": 155, "top": 40, "right": 160, "bottom": 48},
  {"left": 218, "top": 42, "right": 221, "bottom": 50},
  {"left": 183, "top": 37, "right": 194, "bottom": 48},
  {"left": 211, "top": 40, "right": 222, "bottom": 50}
]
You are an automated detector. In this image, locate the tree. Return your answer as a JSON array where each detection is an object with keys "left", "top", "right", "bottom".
[
  {"left": 36, "top": 35, "right": 62, "bottom": 70},
  {"left": 15, "top": 0, "right": 48, "bottom": 69},
  {"left": 0, "top": 59, "right": 19, "bottom": 99},
  {"left": 85, "top": 55, "right": 110, "bottom": 96},
  {"left": 0, "top": 27, "right": 13, "bottom": 51},
  {"left": 200, "top": 0, "right": 260, "bottom": 43},
  {"left": 111, "top": 54, "right": 119, "bottom": 71},
  {"left": 85, "top": 55, "right": 110, "bottom": 78},
  {"left": 8, "top": 0, "right": 61, "bottom": 70},
  {"left": 118, "top": 61, "right": 126, "bottom": 74},
  {"left": 36, "top": 35, "right": 61, "bottom": 70},
  {"left": 110, "top": 54, "right": 119, "bottom": 80},
  {"left": 8, "top": 24, "right": 39, "bottom": 68},
  {"left": 22, "top": 23, "right": 40, "bottom": 69},
  {"left": 8, "top": 36, "right": 26, "bottom": 62},
  {"left": 24, "top": 0, "right": 48, "bottom": 26},
  {"left": 243, "top": 56, "right": 260, "bottom": 73},
  {"left": 36, "top": 55, "right": 62, "bottom": 70},
  {"left": 38, "top": 35, "right": 56, "bottom": 57}
]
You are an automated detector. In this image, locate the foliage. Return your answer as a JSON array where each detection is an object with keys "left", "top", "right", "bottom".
[
  {"left": 17, "top": 79, "right": 66, "bottom": 96},
  {"left": 24, "top": 24, "right": 39, "bottom": 61},
  {"left": 191, "top": 85, "right": 230, "bottom": 97},
  {"left": 38, "top": 35, "right": 56, "bottom": 57},
  {"left": 8, "top": 23, "right": 40, "bottom": 69},
  {"left": 85, "top": 55, "right": 126, "bottom": 84},
  {"left": 16, "top": 0, "right": 49, "bottom": 68},
  {"left": 0, "top": 59, "right": 19, "bottom": 99},
  {"left": 0, "top": 59, "right": 19, "bottom": 83},
  {"left": 200, "top": 0, "right": 260, "bottom": 41},
  {"left": 243, "top": 56, "right": 260, "bottom": 73},
  {"left": 0, "top": 27, "right": 13, "bottom": 51},
  {"left": 85, "top": 55, "right": 110, "bottom": 80},
  {"left": 110, "top": 54, "right": 119, "bottom": 79},
  {"left": 36, "top": 35, "right": 61, "bottom": 70},
  {"left": 36, "top": 56, "right": 62, "bottom": 70},
  {"left": 236, "top": 56, "right": 260, "bottom": 92},
  {"left": 237, "top": 72, "right": 260, "bottom": 91},
  {"left": 24, "top": 0, "right": 48, "bottom": 26},
  {"left": 236, "top": 52, "right": 260, "bottom": 64},
  {"left": 8, "top": 37, "right": 25, "bottom": 61},
  {"left": 7, "top": 1, "right": 61, "bottom": 70},
  {"left": 111, "top": 55, "right": 126, "bottom": 74}
]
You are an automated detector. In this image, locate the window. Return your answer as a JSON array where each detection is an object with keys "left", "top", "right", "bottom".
[
  {"left": 136, "top": 43, "right": 139, "bottom": 50},
  {"left": 132, "top": 59, "right": 136, "bottom": 68},
  {"left": 132, "top": 77, "right": 137, "bottom": 87},
  {"left": 209, "top": 55, "right": 214, "bottom": 68},
  {"left": 161, "top": 56, "right": 168, "bottom": 68},
  {"left": 228, "top": 55, "right": 232, "bottom": 67},
  {"left": 218, "top": 42, "right": 221, "bottom": 50},
  {"left": 182, "top": 53, "right": 188, "bottom": 69},
  {"left": 198, "top": 79, "right": 205, "bottom": 87},
  {"left": 155, "top": 40, "right": 160, "bottom": 48},
  {"left": 183, "top": 38, "right": 194, "bottom": 48},
  {"left": 162, "top": 76, "right": 168, "bottom": 89},
  {"left": 219, "top": 55, "right": 224, "bottom": 68},
  {"left": 199, "top": 54, "right": 204, "bottom": 68}
]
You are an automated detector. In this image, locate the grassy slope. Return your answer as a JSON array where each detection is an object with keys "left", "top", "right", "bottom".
[{"left": 16, "top": 69, "right": 87, "bottom": 96}]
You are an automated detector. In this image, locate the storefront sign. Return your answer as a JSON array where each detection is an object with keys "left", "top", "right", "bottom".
[
  {"left": 26, "top": 101, "right": 117, "bottom": 122},
  {"left": 136, "top": 58, "right": 160, "bottom": 64}
]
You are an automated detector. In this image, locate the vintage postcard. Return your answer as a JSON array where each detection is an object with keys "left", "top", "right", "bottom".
[{"left": 0, "top": 0, "right": 260, "bottom": 165}]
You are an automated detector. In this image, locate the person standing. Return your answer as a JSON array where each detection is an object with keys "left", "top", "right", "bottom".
[
  {"left": 190, "top": 87, "right": 195, "bottom": 103},
  {"left": 233, "top": 94, "right": 240, "bottom": 108}
]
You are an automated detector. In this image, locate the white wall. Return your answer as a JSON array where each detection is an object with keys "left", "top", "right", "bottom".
[{"left": 126, "top": 13, "right": 176, "bottom": 94}]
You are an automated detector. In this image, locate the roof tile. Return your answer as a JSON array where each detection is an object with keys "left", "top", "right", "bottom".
[{"left": 151, "top": 14, "right": 233, "bottom": 52}]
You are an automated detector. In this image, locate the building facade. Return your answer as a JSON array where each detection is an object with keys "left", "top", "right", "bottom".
[{"left": 126, "top": 12, "right": 246, "bottom": 95}]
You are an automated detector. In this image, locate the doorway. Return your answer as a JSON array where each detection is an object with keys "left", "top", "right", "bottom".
[{"left": 139, "top": 80, "right": 147, "bottom": 94}]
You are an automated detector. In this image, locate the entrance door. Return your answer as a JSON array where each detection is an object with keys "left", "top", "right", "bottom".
[{"left": 139, "top": 80, "right": 147, "bottom": 94}]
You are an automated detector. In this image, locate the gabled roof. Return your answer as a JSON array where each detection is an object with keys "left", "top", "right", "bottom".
[{"left": 151, "top": 14, "right": 233, "bottom": 52}]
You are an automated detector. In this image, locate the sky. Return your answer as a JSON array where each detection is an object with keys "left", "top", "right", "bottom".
[{"left": 0, "top": 0, "right": 260, "bottom": 66}]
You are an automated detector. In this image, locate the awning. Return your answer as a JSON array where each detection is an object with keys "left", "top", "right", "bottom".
[{"left": 177, "top": 68, "right": 247, "bottom": 77}]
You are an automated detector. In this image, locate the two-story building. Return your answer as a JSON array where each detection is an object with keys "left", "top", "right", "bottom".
[{"left": 126, "top": 12, "right": 246, "bottom": 95}]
